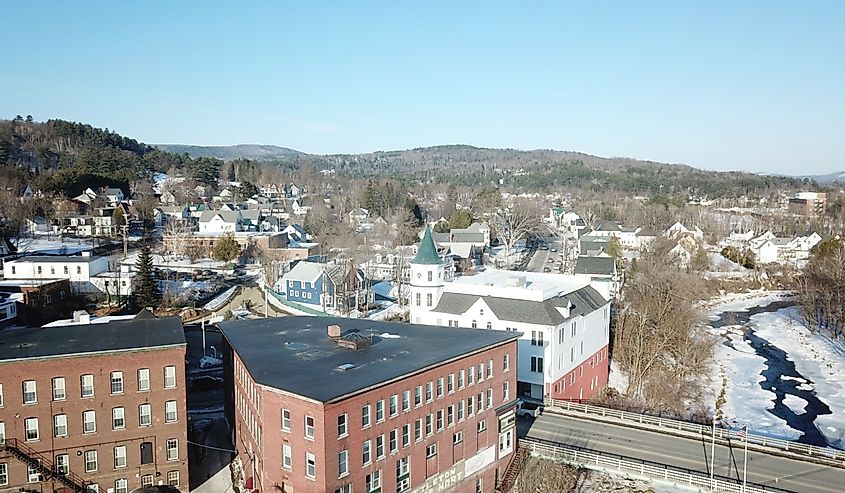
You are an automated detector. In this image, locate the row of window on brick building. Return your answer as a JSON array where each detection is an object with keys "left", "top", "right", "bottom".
[
  {"left": 0, "top": 366, "right": 178, "bottom": 406},
  {"left": 276, "top": 353, "right": 511, "bottom": 492},
  {"left": 0, "top": 444, "right": 181, "bottom": 492}
]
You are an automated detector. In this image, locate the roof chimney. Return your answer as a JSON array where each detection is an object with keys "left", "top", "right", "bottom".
[{"left": 72, "top": 310, "right": 91, "bottom": 324}]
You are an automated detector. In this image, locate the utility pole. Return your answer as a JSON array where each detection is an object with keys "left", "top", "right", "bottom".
[
  {"left": 121, "top": 224, "right": 129, "bottom": 258},
  {"left": 741, "top": 425, "right": 749, "bottom": 493},
  {"left": 709, "top": 419, "right": 716, "bottom": 490}
]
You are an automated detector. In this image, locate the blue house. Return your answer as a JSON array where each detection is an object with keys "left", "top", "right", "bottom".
[{"left": 280, "top": 260, "right": 373, "bottom": 312}]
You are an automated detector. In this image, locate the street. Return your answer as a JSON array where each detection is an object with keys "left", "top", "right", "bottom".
[{"left": 519, "top": 412, "right": 845, "bottom": 493}]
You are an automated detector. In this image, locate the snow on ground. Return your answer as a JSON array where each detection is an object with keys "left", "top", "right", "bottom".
[
  {"left": 750, "top": 307, "right": 845, "bottom": 448},
  {"left": 203, "top": 286, "right": 237, "bottom": 311},
  {"left": 608, "top": 360, "right": 629, "bottom": 394}
]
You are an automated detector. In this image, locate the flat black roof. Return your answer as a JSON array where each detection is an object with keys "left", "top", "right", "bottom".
[
  {"left": 219, "top": 316, "right": 520, "bottom": 403},
  {"left": 0, "top": 317, "right": 185, "bottom": 362}
]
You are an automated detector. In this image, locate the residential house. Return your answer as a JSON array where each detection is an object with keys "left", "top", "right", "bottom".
[
  {"left": 159, "top": 190, "right": 177, "bottom": 205},
  {"left": 22, "top": 216, "right": 52, "bottom": 235},
  {"left": 665, "top": 222, "right": 704, "bottom": 241},
  {"left": 573, "top": 255, "right": 621, "bottom": 300},
  {"left": 584, "top": 221, "right": 642, "bottom": 249},
  {"left": 280, "top": 260, "right": 372, "bottom": 311},
  {"left": 198, "top": 210, "right": 243, "bottom": 234}
]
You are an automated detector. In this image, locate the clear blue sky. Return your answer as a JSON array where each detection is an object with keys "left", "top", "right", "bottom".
[{"left": 2, "top": 1, "right": 843, "bottom": 174}]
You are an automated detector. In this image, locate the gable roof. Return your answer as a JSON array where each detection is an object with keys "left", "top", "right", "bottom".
[
  {"left": 431, "top": 285, "right": 607, "bottom": 326},
  {"left": 283, "top": 261, "right": 327, "bottom": 283},
  {"left": 574, "top": 256, "right": 617, "bottom": 276}
]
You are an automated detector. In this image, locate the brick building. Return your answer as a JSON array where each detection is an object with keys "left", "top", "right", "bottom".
[
  {"left": 0, "top": 316, "right": 188, "bottom": 493},
  {"left": 220, "top": 316, "right": 520, "bottom": 493}
]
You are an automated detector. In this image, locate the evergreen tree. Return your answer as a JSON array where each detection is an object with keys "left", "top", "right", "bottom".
[
  {"left": 134, "top": 245, "right": 161, "bottom": 309},
  {"left": 212, "top": 233, "right": 240, "bottom": 262},
  {"left": 112, "top": 207, "right": 126, "bottom": 236}
]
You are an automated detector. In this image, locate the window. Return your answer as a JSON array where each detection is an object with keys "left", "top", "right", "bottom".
[
  {"left": 471, "top": 320, "right": 477, "bottom": 328},
  {"left": 87, "top": 484, "right": 99, "bottom": 493},
  {"left": 458, "top": 401, "right": 465, "bottom": 421},
  {"left": 447, "top": 406, "right": 454, "bottom": 427},
  {"left": 486, "top": 321, "right": 492, "bottom": 329},
  {"left": 25, "top": 417, "right": 39, "bottom": 441},
  {"left": 396, "top": 457, "right": 410, "bottom": 492},
  {"left": 306, "top": 452, "right": 316, "bottom": 479},
  {"left": 477, "top": 393, "right": 484, "bottom": 412},
  {"left": 458, "top": 370, "right": 465, "bottom": 389},
  {"left": 487, "top": 388, "right": 493, "bottom": 408},
  {"left": 115, "top": 479, "right": 128, "bottom": 493},
  {"left": 167, "top": 439, "right": 178, "bottom": 461},
  {"left": 402, "top": 424, "right": 410, "bottom": 447},
  {"left": 135, "top": 404, "right": 151, "bottom": 426},
  {"left": 477, "top": 420, "right": 487, "bottom": 433},
  {"left": 112, "top": 407, "right": 125, "bottom": 430},
  {"left": 531, "top": 356, "right": 544, "bottom": 373},
  {"left": 376, "top": 434, "right": 385, "bottom": 459},
  {"left": 337, "top": 450, "right": 349, "bottom": 478},
  {"left": 167, "top": 471, "right": 180, "bottom": 487},
  {"left": 55, "top": 454, "right": 69, "bottom": 475},
  {"left": 376, "top": 399, "right": 385, "bottom": 422},
  {"left": 467, "top": 397, "right": 474, "bottom": 416},
  {"left": 436, "top": 409, "right": 444, "bottom": 431},
  {"left": 427, "top": 270, "right": 433, "bottom": 282},
  {"left": 366, "top": 470, "right": 381, "bottom": 493},
  {"left": 80, "top": 374, "right": 95, "bottom": 398},
  {"left": 453, "top": 431, "right": 463, "bottom": 444},
  {"left": 0, "top": 422, "right": 4, "bottom": 443},
  {"left": 571, "top": 347, "right": 575, "bottom": 363},
  {"left": 436, "top": 378, "right": 444, "bottom": 398},
  {"left": 23, "top": 380, "right": 37, "bottom": 404},
  {"left": 531, "top": 330, "right": 544, "bottom": 346},
  {"left": 415, "top": 293, "right": 420, "bottom": 306},
  {"left": 53, "top": 414, "right": 68, "bottom": 437},
  {"left": 0, "top": 463, "right": 5, "bottom": 486},
  {"left": 503, "top": 381, "right": 510, "bottom": 401},
  {"left": 476, "top": 477, "right": 483, "bottom": 493},
  {"left": 581, "top": 341, "right": 584, "bottom": 355},
  {"left": 165, "top": 400, "right": 177, "bottom": 422},
  {"left": 142, "top": 475, "right": 154, "bottom": 487},
  {"left": 425, "top": 381, "right": 433, "bottom": 402},
  {"left": 137, "top": 368, "right": 150, "bottom": 391},
  {"left": 164, "top": 366, "right": 177, "bottom": 388},
  {"left": 477, "top": 363, "right": 484, "bottom": 382},
  {"left": 414, "top": 419, "right": 422, "bottom": 441},
  {"left": 426, "top": 293, "right": 432, "bottom": 306},
  {"left": 84, "top": 450, "right": 98, "bottom": 472},
  {"left": 282, "top": 444, "right": 292, "bottom": 469},
  {"left": 402, "top": 390, "right": 411, "bottom": 411},
  {"left": 111, "top": 371, "right": 124, "bottom": 394},
  {"left": 389, "top": 394, "right": 398, "bottom": 416},
  {"left": 389, "top": 429, "right": 398, "bottom": 452},
  {"left": 448, "top": 374, "right": 455, "bottom": 393},
  {"left": 362, "top": 404, "right": 371, "bottom": 428},
  {"left": 338, "top": 413, "right": 348, "bottom": 437},
  {"left": 0, "top": 383, "right": 3, "bottom": 407},
  {"left": 28, "top": 462, "right": 41, "bottom": 483},
  {"left": 426, "top": 443, "right": 437, "bottom": 458},
  {"left": 83, "top": 410, "right": 96, "bottom": 433},
  {"left": 282, "top": 408, "right": 291, "bottom": 431},
  {"left": 425, "top": 414, "right": 433, "bottom": 435},
  {"left": 305, "top": 415, "right": 315, "bottom": 439},
  {"left": 503, "top": 354, "right": 510, "bottom": 372},
  {"left": 76, "top": 266, "right": 81, "bottom": 275},
  {"left": 571, "top": 322, "right": 576, "bottom": 337},
  {"left": 37, "top": 266, "right": 42, "bottom": 274},
  {"left": 414, "top": 385, "right": 422, "bottom": 407},
  {"left": 114, "top": 446, "right": 127, "bottom": 468},
  {"left": 52, "top": 377, "right": 66, "bottom": 401},
  {"left": 336, "top": 485, "right": 352, "bottom": 493},
  {"left": 468, "top": 366, "right": 475, "bottom": 386},
  {"left": 362, "top": 440, "right": 372, "bottom": 465}
]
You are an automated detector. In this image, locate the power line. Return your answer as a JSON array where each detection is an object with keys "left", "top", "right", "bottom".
[{"left": 187, "top": 440, "right": 237, "bottom": 453}]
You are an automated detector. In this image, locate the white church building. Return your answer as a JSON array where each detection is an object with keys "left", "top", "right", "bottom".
[{"left": 410, "top": 227, "right": 611, "bottom": 401}]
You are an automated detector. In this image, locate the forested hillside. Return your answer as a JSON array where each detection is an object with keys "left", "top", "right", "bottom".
[{"left": 0, "top": 116, "right": 222, "bottom": 197}]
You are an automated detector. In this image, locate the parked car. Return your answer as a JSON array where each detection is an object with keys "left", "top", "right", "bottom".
[{"left": 516, "top": 399, "right": 544, "bottom": 418}]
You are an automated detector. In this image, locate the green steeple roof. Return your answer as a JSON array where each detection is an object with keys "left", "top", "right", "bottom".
[{"left": 414, "top": 226, "right": 444, "bottom": 265}]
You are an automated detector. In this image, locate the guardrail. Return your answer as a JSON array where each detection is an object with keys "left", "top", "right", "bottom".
[
  {"left": 544, "top": 398, "right": 845, "bottom": 463},
  {"left": 522, "top": 438, "right": 789, "bottom": 493}
]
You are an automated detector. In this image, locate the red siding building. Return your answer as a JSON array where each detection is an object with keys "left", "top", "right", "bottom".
[
  {"left": 0, "top": 316, "right": 188, "bottom": 493},
  {"left": 221, "top": 317, "right": 520, "bottom": 493}
]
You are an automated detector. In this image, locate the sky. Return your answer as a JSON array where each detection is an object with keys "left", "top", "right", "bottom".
[{"left": 2, "top": 1, "right": 844, "bottom": 175}]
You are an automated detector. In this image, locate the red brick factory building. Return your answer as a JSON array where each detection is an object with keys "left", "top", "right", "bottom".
[
  {"left": 0, "top": 316, "right": 189, "bottom": 493},
  {"left": 221, "top": 316, "right": 520, "bottom": 493}
]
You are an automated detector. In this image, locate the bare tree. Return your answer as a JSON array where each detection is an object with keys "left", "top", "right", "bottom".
[
  {"left": 496, "top": 198, "right": 544, "bottom": 269},
  {"left": 161, "top": 219, "right": 193, "bottom": 257}
]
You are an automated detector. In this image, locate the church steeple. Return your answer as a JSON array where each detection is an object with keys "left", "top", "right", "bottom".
[{"left": 413, "top": 226, "right": 443, "bottom": 265}]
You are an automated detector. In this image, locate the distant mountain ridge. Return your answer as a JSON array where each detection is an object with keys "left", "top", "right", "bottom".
[
  {"left": 155, "top": 143, "right": 303, "bottom": 160},
  {"left": 803, "top": 171, "right": 845, "bottom": 185}
]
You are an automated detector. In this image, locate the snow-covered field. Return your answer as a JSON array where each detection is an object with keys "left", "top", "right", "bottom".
[{"left": 751, "top": 307, "right": 845, "bottom": 448}]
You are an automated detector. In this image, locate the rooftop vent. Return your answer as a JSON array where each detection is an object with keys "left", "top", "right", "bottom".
[
  {"left": 72, "top": 310, "right": 91, "bottom": 325},
  {"left": 337, "top": 363, "right": 358, "bottom": 371}
]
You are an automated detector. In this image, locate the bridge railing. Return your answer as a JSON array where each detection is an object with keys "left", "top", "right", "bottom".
[
  {"left": 522, "top": 438, "right": 789, "bottom": 493},
  {"left": 544, "top": 398, "right": 845, "bottom": 463}
]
